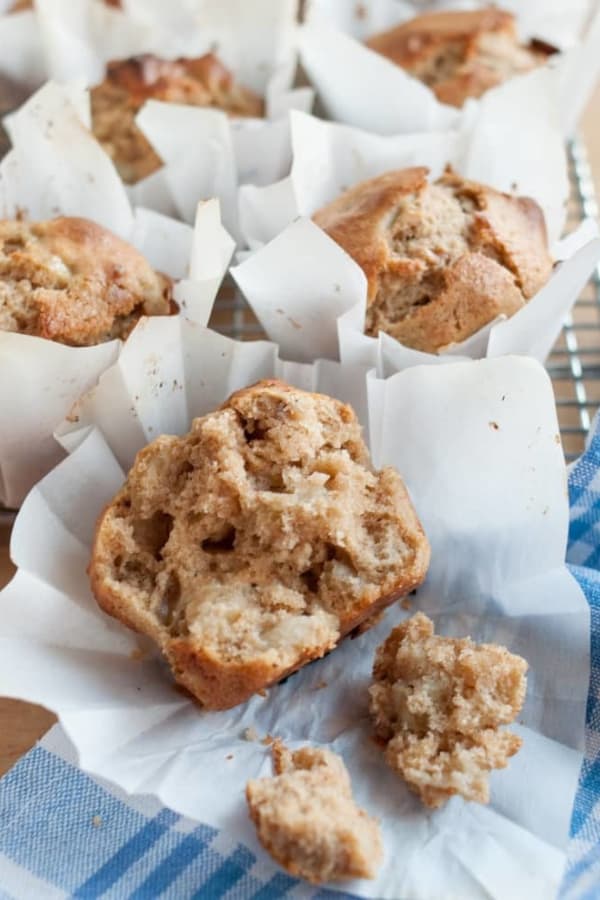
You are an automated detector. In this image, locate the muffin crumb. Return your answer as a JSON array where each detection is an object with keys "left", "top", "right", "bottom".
[
  {"left": 369, "top": 612, "right": 527, "bottom": 807},
  {"left": 246, "top": 741, "right": 383, "bottom": 883}
]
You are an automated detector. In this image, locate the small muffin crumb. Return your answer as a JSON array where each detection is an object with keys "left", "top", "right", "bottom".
[
  {"left": 369, "top": 613, "right": 527, "bottom": 808},
  {"left": 246, "top": 741, "right": 383, "bottom": 884}
]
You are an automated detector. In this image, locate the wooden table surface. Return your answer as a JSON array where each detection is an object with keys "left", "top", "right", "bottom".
[{"left": 1, "top": 88, "right": 600, "bottom": 780}]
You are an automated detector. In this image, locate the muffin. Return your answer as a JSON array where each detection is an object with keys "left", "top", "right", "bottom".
[
  {"left": 366, "top": 8, "right": 552, "bottom": 107},
  {"left": 313, "top": 166, "right": 553, "bottom": 353},
  {"left": 369, "top": 613, "right": 528, "bottom": 808},
  {"left": 91, "top": 53, "right": 265, "bottom": 183},
  {"left": 246, "top": 740, "right": 383, "bottom": 883},
  {"left": 89, "top": 380, "right": 430, "bottom": 710},
  {"left": 0, "top": 217, "right": 173, "bottom": 345}
]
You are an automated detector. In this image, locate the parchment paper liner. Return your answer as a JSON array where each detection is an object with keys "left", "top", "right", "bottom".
[
  {"left": 0, "top": 315, "right": 589, "bottom": 899},
  {"left": 0, "top": 0, "right": 311, "bottom": 242},
  {"left": 233, "top": 107, "right": 600, "bottom": 368},
  {"left": 0, "top": 81, "right": 234, "bottom": 506},
  {"left": 299, "top": 2, "right": 600, "bottom": 138}
]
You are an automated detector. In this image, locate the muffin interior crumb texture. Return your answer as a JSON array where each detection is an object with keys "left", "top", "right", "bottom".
[
  {"left": 91, "top": 53, "right": 264, "bottom": 183},
  {"left": 246, "top": 741, "right": 383, "bottom": 884},
  {"left": 89, "top": 380, "right": 430, "bottom": 709},
  {"left": 313, "top": 166, "right": 553, "bottom": 353},
  {"left": 366, "top": 9, "right": 550, "bottom": 107},
  {"left": 369, "top": 612, "right": 528, "bottom": 808},
  {"left": 0, "top": 217, "right": 172, "bottom": 345}
]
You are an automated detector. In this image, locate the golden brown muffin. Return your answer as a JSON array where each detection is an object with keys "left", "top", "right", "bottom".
[
  {"left": 246, "top": 741, "right": 383, "bottom": 883},
  {"left": 366, "top": 8, "right": 552, "bottom": 107},
  {"left": 89, "top": 380, "right": 430, "bottom": 710},
  {"left": 0, "top": 217, "right": 173, "bottom": 346},
  {"left": 313, "top": 166, "right": 553, "bottom": 353},
  {"left": 91, "top": 53, "right": 265, "bottom": 183},
  {"left": 369, "top": 613, "right": 528, "bottom": 808}
]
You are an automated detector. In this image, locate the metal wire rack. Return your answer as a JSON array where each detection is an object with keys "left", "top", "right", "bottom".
[
  {"left": 0, "top": 138, "right": 598, "bottom": 527},
  {"left": 547, "top": 138, "right": 600, "bottom": 461}
]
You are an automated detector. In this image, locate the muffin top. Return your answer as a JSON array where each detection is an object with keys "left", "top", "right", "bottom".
[
  {"left": 91, "top": 53, "right": 264, "bottom": 183},
  {"left": 366, "top": 8, "right": 551, "bottom": 107},
  {"left": 314, "top": 166, "right": 553, "bottom": 353},
  {"left": 0, "top": 217, "right": 173, "bottom": 346}
]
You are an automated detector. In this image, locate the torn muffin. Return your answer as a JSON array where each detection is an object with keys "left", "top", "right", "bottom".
[
  {"left": 0, "top": 216, "right": 173, "bottom": 345},
  {"left": 246, "top": 741, "right": 383, "bottom": 883},
  {"left": 369, "top": 612, "right": 528, "bottom": 808},
  {"left": 366, "top": 8, "right": 552, "bottom": 108},
  {"left": 89, "top": 380, "right": 430, "bottom": 710},
  {"left": 91, "top": 53, "right": 264, "bottom": 183},
  {"left": 313, "top": 166, "right": 553, "bottom": 353}
]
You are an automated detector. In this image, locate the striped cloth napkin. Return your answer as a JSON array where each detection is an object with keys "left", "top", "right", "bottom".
[{"left": 2, "top": 419, "right": 600, "bottom": 900}]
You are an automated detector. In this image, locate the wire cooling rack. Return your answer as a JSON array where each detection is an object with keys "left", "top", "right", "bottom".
[
  {"left": 547, "top": 139, "right": 600, "bottom": 461},
  {"left": 0, "top": 138, "right": 598, "bottom": 526}
]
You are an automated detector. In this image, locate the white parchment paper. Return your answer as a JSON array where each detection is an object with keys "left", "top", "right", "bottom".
[
  {"left": 0, "top": 0, "right": 309, "bottom": 241},
  {"left": 0, "top": 82, "right": 234, "bottom": 506},
  {"left": 233, "top": 108, "right": 600, "bottom": 368},
  {"left": 0, "top": 316, "right": 589, "bottom": 899},
  {"left": 131, "top": 87, "right": 312, "bottom": 243},
  {"left": 300, "top": 2, "right": 600, "bottom": 137}
]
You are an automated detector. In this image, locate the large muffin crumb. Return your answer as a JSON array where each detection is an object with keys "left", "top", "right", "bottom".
[
  {"left": 0, "top": 217, "right": 172, "bottom": 346},
  {"left": 246, "top": 741, "right": 383, "bottom": 883},
  {"left": 369, "top": 613, "right": 527, "bottom": 808},
  {"left": 366, "top": 9, "right": 551, "bottom": 108},
  {"left": 91, "top": 53, "right": 264, "bottom": 183},
  {"left": 89, "top": 380, "right": 430, "bottom": 710},
  {"left": 314, "top": 166, "right": 552, "bottom": 353}
]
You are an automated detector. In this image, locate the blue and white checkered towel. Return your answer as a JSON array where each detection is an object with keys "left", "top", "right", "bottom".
[{"left": 2, "top": 421, "right": 600, "bottom": 900}]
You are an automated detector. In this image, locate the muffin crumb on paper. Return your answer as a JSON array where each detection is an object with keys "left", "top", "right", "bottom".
[
  {"left": 246, "top": 741, "right": 383, "bottom": 884},
  {"left": 369, "top": 612, "right": 528, "bottom": 808}
]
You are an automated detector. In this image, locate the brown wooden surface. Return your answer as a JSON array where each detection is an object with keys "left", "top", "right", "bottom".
[
  {"left": 0, "top": 85, "right": 599, "bottom": 779},
  {"left": 0, "top": 526, "right": 56, "bottom": 776}
]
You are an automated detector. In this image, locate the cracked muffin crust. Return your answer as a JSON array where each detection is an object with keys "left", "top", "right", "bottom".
[
  {"left": 313, "top": 166, "right": 553, "bottom": 353},
  {"left": 91, "top": 53, "right": 265, "bottom": 183},
  {"left": 0, "top": 217, "right": 173, "bottom": 346},
  {"left": 366, "top": 8, "right": 552, "bottom": 107},
  {"left": 246, "top": 741, "right": 383, "bottom": 883},
  {"left": 369, "top": 613, "right": 528, "bottom": 808},
  {"left": 89, "top": 380, "right": 430, "bottom": 710}
]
